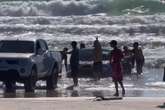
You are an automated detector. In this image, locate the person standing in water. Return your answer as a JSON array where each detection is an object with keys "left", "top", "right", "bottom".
[
  {"left": 80, "top": 42, "right": 86, "bottom": 49},
  {"left": 122, "top": 46, "right": 132, "bottom": 75},
  {"left": 61, "top": 47, "right": 68, "bottom": 72},
  {"left": 70, "top": 41, "right": 79, "bottom": 87},
  {"left": 93, "top": 37, "right": 102, "bottom": 81},
  {"left": 131, "top": 42, "right": 145, "bottom": 75},
  {"left": 109, "top": 40, "right": 125, "bottom": 96}
]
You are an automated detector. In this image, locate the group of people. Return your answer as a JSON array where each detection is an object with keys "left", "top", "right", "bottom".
[
  {"left": 122, "top": 42, "right": 145, "bottom": 75},
  {"left": 60, "top": 38, "right": 145, "bottom": 97},
  {"left": 110, "top": 40, "right": 144, "bottom": 96}
]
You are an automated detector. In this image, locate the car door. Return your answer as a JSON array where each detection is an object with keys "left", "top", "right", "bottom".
[
  {"left": 39, "top": 40, "right": 52, "bottom": 75},
  {"left": 35, "top": 40, "right": 45, "bottom": 77}
]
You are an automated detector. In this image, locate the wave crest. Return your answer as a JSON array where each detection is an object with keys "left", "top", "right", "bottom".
[{"left": 0, "top": 0, "right": 164, "bottom": 16}]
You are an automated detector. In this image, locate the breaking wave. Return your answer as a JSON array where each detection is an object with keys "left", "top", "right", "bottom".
[
  {"left": 0, "top": 15, "right": 164, "bottom": 67},
  {"left": 0, "top": 0, "right": 165, "bottom": 67},
  {"left": 0, "top": 0, "right": 164, "bottom": 16}
]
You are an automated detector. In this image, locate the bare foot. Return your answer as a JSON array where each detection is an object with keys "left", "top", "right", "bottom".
[
  {"left": 122, "top": 90, "right": 125, "bottom": 97},
  {"left": 113, "top": 93, "right": 119, "bottom": 97}
]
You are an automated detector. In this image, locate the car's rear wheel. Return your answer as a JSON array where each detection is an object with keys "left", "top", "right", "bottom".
[
  {"left": 24, "top": 68, "right": 37, "bottom": 93},
  {"left": 4, "top": 81, "right": 16, "bottom": 93},
  {"left": 46, "top": 65, "right": 58, "bottom": 90}
]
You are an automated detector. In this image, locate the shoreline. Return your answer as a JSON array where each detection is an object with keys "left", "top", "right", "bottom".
[
  {"left": 0, "top": 96, "right": 164, "bottom": 100},
  {"left": 0, "top": 97, "right": 164, "bottom": 110}
]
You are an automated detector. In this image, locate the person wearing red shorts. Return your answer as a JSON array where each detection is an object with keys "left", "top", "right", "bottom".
[{"left": 109, "top": 40, "right": 125, "bottom": 97}]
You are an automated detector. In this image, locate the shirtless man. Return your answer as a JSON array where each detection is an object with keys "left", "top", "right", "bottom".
[{"left": 132, "top": 42, "right": 145, "bottom": 75}]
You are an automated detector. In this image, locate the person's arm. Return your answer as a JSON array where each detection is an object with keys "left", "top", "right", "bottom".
[
  {"left": 120, "top": 50, "right": 124, "bottom": 59},
  {"left": 131, "top": 49, "right": 135, "bottom": 68},
  {"left": 120, "top": 50, "right": 124, "bottom": 62},
  {"left": 64, "top": 55, "right": 68, "bottom": 70},
  {"left": 139, "top": 48, "right": 144, "bottom": 56},
  {"left": 66, "top": 50, "right": 72, "bottom": 54},
  {"left": 109, "top": 51, "right": 112, "bottom": 64},
  {"left": 139, "top": 48, "right": 145, "bottom": 64}
]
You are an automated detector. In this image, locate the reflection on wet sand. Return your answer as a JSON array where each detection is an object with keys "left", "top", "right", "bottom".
[
  {"left": 71, "top": 90, "right": 79, "bottom": 97},
  {"left": 0, "top": 68, "right": 164, "bottom": 98},
  {"left": 24, "top": 92, "right": 36, "bottom": 98},
  {"left": 2, "top": 89, "right": 80, "bottom": 98},
  {"left": 3, "top": 91, "right": 36, "bottom": 98},
  {"left": 46, "top": 90, "right": 63, "bottom": 97},
  {"left": 3, "top": 92, "right": 16, "bottom": 98}
]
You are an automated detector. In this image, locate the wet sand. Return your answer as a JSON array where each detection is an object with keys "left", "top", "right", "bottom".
[
  {"left": 0, "top": 97, "right": 164, "bottom": 110},
  {"left": 0, "top": 67, "right": 164, "bottom": 98}
]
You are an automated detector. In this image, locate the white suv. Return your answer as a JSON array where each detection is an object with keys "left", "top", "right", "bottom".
[{"left": 0, "top": 39, "right": 62, "bottom": 92}]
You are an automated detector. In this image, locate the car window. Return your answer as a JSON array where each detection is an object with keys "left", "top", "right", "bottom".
[
  {"left": 36, "top": 41, "right": 42, "bottom": 51},
  {"left": 39, "top": 40, "right": 48, "bottom": 51},
  {"left": 0, "top": 41, "right": 34, "bottom": 53},
  {"left": 43, "top": 40, "right": 48, "bottom": 50}
]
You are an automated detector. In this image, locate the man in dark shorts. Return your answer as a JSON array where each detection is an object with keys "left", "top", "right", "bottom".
[
  {"left": 132, "top": 42, "right": 145, "bottom": 75},
  {"left": 70, "top": 41, "right": 79, "bottom": 87}
]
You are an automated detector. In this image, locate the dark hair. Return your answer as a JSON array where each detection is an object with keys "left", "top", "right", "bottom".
[
  {"left": 80, "top": 43, "right": 85, "bottom": 48},
  {"left": 63, "top": 47, "right": 68, "bottom": 51},
  {"left": 123, "top": 46, "right": 128, "bottom": 50},
  {"left": 133, "top": 42, "right": 139, "bottom": 47},
  {"left": 71, "top": 41, "right": 77, "bottom": 47},
  {"left": 110, "top": 40, "right": 117, "bottom": 46}
]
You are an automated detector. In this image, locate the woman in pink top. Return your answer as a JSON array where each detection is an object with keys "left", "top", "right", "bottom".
[{"left": 109, "top": 40, "right": 125, "bottom": 97}]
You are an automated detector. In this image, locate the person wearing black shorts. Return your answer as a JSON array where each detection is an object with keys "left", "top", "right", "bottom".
[{"left": 70, "top": 41, "right": 79, "bottom": 87}]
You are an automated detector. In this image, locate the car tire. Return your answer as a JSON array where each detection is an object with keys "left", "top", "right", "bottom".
[
  {"left": 5, "top": 81, "right": 16, "bottom": 93},
  {"left": 24, "top": 68, "right": 37, "bottom": 93},
  {"left": 46, "top": 65, "right": 58, "bottom": 90}
]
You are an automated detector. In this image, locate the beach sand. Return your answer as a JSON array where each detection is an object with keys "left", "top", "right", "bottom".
[{"left": 0, "top": 97, "right": 164, "bottom": 110}]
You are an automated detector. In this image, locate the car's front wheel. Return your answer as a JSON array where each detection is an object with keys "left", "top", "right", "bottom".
[{"left": 24, "top": 68, "right": 37, "bottom": 92}]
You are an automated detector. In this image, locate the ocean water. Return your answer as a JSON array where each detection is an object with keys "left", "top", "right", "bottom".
[
  {"left": 0, "top": 0, "right": 165, "bottom": 97},
  {"left": 0, "top": 0, "right": 164, "bottom": 67}
]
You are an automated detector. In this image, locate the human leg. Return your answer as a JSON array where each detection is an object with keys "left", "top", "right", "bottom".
[
  {"left": 113, "top": 81, "right": 119, "bottom": 96},
  {"left": 71, "top": 67, "right": 78, "bottom": 87},
  {"left": 96, "top": 62, "right": 102, "bottom": 80},
  {"left": 93, "top": 62, "right": 101, "bottom": 81},
  {"left": 64, "top": 58, "right": 68, "bottom": 71},
  {"left": 73, "top": 76, "right": 78, "bottom": 86},
  {"left": 136, "top": 60, "right": 143, "bottom": 75},
  {"left": 119, "top": 81, "right": 125, "bottom": 96}
]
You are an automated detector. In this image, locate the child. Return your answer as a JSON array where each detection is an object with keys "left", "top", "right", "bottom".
[
  {"left": 61, "top": 47, "right": 68, "bottom": 71},
  {"left": 122, "top": 46, "right": 132, "bottom": 75}
]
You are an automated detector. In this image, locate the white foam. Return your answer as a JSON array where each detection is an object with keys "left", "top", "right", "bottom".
[
  {"left": 146, "top": 81, "right": 165, "bottom": 87},
  {"left": 0, "top": 14, "right": 164, "bottom": 67}
]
